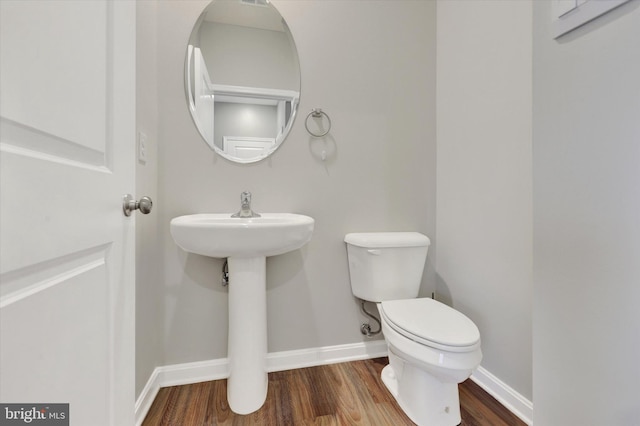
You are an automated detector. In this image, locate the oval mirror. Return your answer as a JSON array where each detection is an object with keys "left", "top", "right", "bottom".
[{"left": 185, "top": 0, "right": 301, "bottom": 163}]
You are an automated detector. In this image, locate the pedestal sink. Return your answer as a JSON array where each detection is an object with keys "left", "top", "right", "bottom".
[{"left": 169, "top": 213, "right": 314, "bottom": 414}]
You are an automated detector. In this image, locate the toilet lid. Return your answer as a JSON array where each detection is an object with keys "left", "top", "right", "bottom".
[{"left": 381, "top": 298, "right": 480, "bottom": 350}]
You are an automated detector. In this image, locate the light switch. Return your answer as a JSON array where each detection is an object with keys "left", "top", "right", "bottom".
[{"left": 138, "top": 131, "right": 148, "bottom": 164}]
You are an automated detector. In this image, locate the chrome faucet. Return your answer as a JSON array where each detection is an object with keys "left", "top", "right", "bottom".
[{"left": 231, "top": 191, "right": 261, "bottom": 218}]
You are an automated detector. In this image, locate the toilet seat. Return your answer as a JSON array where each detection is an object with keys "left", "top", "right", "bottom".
[{"left": 380, "top": 298, "right": 480, "bottom": 353}]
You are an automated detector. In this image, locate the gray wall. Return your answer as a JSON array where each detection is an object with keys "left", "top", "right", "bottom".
[
  {"left": 136, "top": 0, "right": 162, "bottom": 398},
  {"left": 214, "top": 102, "right": 277, "bottom": 149},
  {"left": 154, "top": 0, "right": 437, "bottom": 366},
  {"left": 136, "top": 0, "right": 539, "bottom": 411},
  {"left": 533, "top": 1, "right": 640, "bottom": 424},
  {"left": 436, "top": 1, "right": 533, "bottom": 401},
  {"left": 199, "top": 21, "right": 299, "bottom": 90}
]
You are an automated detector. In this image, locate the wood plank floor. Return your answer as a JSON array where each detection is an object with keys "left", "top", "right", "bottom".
[{"left": 142, "top": 357, "right": 526, "bottom": 426}]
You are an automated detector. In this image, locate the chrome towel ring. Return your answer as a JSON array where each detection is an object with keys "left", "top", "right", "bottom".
[{"left": 305, "top": 108, "right": 332, "bottom": 137}]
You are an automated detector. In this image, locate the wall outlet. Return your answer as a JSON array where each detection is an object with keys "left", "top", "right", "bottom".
[{"left": 138, "top": 131, "right": 148, "bottom": 164}]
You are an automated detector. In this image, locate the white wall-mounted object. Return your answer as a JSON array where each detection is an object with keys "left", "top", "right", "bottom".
[
  {"left": 138, "top": 131, "right": 148, "bottom": 164},
  {"left": 552, "top": 0, "right": 630, "bottom": 38}
]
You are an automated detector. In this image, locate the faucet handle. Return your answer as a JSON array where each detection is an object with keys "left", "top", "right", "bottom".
[
  {"left": 232, "top": 191, "right": 260, "bottom": 218},
  {"left": 240, "top": 191, "right": 251, "bottom": 205}
]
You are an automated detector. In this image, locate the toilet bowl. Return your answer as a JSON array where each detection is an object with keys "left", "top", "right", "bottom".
[
  {"left": 378, "top": 298, "right": 482, "bottom": 425},
  {"left": 344, "top": 232, "right": 482, "bottom": 426}
]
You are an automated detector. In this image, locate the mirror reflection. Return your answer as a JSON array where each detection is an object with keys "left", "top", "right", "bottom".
[{"left": 186, "top": 0, "right": 301, "bottom": 163}]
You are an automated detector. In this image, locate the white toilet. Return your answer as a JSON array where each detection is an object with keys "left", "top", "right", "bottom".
[{"left": 345, "top": 232, "right": 482, "bottom": 426}]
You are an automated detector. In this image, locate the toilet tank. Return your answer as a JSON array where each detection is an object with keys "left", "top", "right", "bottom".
[{"left": 344, "top": 232, "right": 430, "bottom": 302}]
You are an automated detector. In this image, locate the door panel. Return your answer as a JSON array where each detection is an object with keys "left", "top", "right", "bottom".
[
  {"left": 0, "top": 1, "right": 108, "bottom": 153},
  {"left": 1, "top": 264, "right": 110, "bottom": 420},
  {"left": 0, "top": 1, "right": 135, "bottom": 425}
]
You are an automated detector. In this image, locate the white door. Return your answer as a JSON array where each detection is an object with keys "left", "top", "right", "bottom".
[
  {"left": 223, "top": 136, "right": 276, "bottom": 161},
  {"left": 193, "top": 47, "right": 215, "bottom": 146},
  {"left": 0, "top": 1, "right": 135, "bottom": 425}
]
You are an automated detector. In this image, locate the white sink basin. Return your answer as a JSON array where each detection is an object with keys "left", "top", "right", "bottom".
[
  {"left": 169, "top": 212, "right": 314, "bottom": 414},
  {"left": 170, "top": 213, "right": 314, "bottom": 258}
]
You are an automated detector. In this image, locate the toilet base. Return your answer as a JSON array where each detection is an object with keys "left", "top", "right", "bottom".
[{"left": 381, "top": 362, "right": 461, "bottom": 426}]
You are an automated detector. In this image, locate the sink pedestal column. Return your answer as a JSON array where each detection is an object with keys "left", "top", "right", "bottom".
[{"left": 226, "top": 256, "right": 268, "bottom": 414}]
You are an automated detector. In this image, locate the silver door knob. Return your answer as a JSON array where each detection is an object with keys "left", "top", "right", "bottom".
[{"left": 122, "top": 194, "right": 153, "bottom": 216}]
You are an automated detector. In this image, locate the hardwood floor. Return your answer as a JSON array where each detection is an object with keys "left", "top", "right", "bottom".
[{"left": 142, "top": 358, "right": 526, "bottom": 426}]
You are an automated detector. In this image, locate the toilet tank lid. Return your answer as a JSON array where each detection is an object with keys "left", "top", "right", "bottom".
[{"left": 344, "top": 232, "right": 430, "bottom": 248}]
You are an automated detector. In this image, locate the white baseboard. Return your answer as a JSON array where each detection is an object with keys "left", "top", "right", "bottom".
[
  {"left": 470, "top": 366, "right": 533, "bottom": 425},
  {"left": 134, "top": 340, "right": 388, "bottom": 426},
  {"left": 134, "top": 368, "right": 160, "bottom": 426},
  {"left": 135, "top": 341, "right": 533, "bottom": 426},
  {"left": 266, "top": 340, "right": 388, "bottom": 372},
  {"left": 134, "top": 357, "right": 230, "bottom": 426}
]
